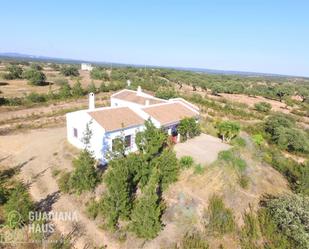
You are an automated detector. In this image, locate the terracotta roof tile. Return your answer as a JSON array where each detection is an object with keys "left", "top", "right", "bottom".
[
  {"left": 88, "top": 107, "right": 145, "bottom": 132},
  {"left": 112, "top": 90, "right": 165, "bottom": 105},
  {"left": 142, "top": 103, "right": 199, "bottom": 126}
]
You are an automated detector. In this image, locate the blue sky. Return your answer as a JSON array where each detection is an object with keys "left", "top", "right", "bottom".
[{"left": 1, "top": 0, "right": 309, "bottom": 76}]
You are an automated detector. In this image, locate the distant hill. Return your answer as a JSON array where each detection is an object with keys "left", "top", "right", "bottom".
[{"left": 0, "top": 52, "right": 306, "bottom": 79}]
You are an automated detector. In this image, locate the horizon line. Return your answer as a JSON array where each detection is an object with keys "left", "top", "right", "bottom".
[{"left": 0, "top": 51, "right": 308, "bottom": 79}]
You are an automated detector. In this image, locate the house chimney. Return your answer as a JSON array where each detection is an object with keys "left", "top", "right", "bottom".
[
  {"left": 145, "top": 99, "right": 150, "bottom": 106},
  {"left": 127, "top": 80, "right": 131, "bottom": 87},
  {"left": 137, "top": 86, "right": 142, "bottom": 95},
  {"left": 89, "top": 92, "right": 95, "bottom": 110}
]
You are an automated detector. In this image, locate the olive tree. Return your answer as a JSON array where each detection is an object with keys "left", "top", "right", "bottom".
[
  {"left": 217, "top": 121, "right": 240, "bottom": 142},
  {"left": 177, "top": 117, "right": 201, "bottom": 142},
  {"left": 22, "top": 68, "right": 46, "bottom": 86}
]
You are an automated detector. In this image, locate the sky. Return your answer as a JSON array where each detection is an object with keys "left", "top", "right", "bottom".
[{"left": 1, "top": 0, "right": 309, "bottom": 76}]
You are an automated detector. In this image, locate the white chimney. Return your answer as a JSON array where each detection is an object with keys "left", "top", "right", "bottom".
[
  {"left": 127, "top": 80, "right": 131, "bottom": 87},
  {"left": 145, "top": 99, "right": 150, "bottom": 106},
  {"left": 137, "top": 86, "right": 142, "bottom": 95},
  {"left": 89, "top": 92, "right": 95, "bottom": 110}
]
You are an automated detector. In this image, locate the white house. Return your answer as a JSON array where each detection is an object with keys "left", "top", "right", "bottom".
[
  {"left": 66, "top": 87, "right": 199, "bottom": 163},
  {"left": 81, "top": 63, "right": 93, "bottom": 71}
]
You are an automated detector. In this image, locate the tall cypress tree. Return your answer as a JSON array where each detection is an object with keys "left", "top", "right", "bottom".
[
  {"left": 130, "top": 169, "right": 164, "bottom": 239},
  {"left": 101, "top": 158, "right": 134, "bottom": 229},
  {"left": 151, "top": 148, "right": 179, "bottom": 190}
]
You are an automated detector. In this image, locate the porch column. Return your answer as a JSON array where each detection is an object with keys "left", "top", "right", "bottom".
[{"left": 168, "top": 128, "right": 172, "bottom": 135}]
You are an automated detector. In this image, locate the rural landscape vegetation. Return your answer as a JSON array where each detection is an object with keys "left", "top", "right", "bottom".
[{"left": 0, "top": 58, "right": 308, "bottom": 249}]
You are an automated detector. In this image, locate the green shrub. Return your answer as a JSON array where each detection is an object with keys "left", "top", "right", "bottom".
[
  {"left": 264, "top": 113, "right": 295, "bottom": 137},
  {"left": 69, "top": 150, "right": 99, "bottom": 194},
  {"left": 86, "top": 199, "right": 100, "bottom": 219},
  {"left": 58, "top": 83, "right": 72, "bottom": 99},
  {"left": 194, "top": 164, "right": 205, "bottom": 175},
  {"left": 4, "top": 64, "right": 23, "bottom": 79},
  {"left": 60, "top": 65, "right": 79, "bottom": 76},
  {"left": 261, "top": 194, "right": 309, "bottom": 249},
  {"left": 238, "top": 174, "right": 250, "bottom": 189},
  {"left": 272, "top": 127, "right": 309, "bottom": 153},
  {"left": 71, "top": 81, "right": 84, "bottom": 97},
  {"left": 174, "top": 231, "right": 209, "bottom": 249},
  {"left": 87, "top": 82, "right": 97, "bottom": 93},
  {"left": 205, "top": 195, "right": 235, "bottom": 235},
  {"left": 51, "top": 168, "right": 61, "bottom": 177},
  {"left": 99, "top": 82, "right": 109, "bottom": 92},
  {"left": 155, "top": 87, "right": 178, "bottom": 99},
  {"left": 26, "top": 92, "right": 47, "bottom": 103},
  {"left": 257, "top": 209, "right": 292, "bottom": 249},
  {"left": 239, "top": 209, "right": 261, "bottom": 249},
  {"left": 57, "top": 172, "right": 71, "bottom": 193},
  {"left": 218, "top": 150, "right": 234, "bottom": 161},
  {"left": 252, "top": 134, "right": 264, "bottom": 146},
  {"left": 4, "top": 183, "right": 34, "bottom": 228},
  {"left": 218, "top": 150, "right": 247, "bottom": 172},
  {"left": 261, "top": 147, "right": 309, "bottom": 195},
  {"left": 254, "top": 102, "right": 272, "bottom": 112},
  {"left": 22, "top": 68, "right": 46, "bottom": 86},
  {"left": 179, "top": 156, "right": 194, "bottom": 169},
  {"left": 30, "top": 63, "right": 43, "bottom": 71},
  {"left": 90, "top": 67, "right": 109, "bottom": 80},
  {"left": 231, "top": 136, "right": 246, "bottom": 147}
]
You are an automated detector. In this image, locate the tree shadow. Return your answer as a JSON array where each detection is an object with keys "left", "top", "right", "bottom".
[
  {"left": 0, "top": 156, "right": 35, "bottom": 182},
  {"left": 35, "top": 191, "right": 60, "bottom": 213},
  {"left": 27, "top": 167, "right": 50, "bottom": 186}
]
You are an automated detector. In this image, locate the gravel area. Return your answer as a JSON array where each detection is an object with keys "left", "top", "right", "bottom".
[{"left": 174, "top": 133, "right": 231, "bottom": 165}]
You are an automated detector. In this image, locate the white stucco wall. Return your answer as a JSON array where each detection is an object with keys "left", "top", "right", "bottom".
[
  {"left": 103, "top": 125, "right": 145, "bottom": 157},
  {"left": 66, "top": 110, "right": 105, "bottom": 160},
  {"left": 66, "top": 109, "right": 146, "bottom": 164},
  {"left": 81, "top": 63, "right": 93, "bottom": 71}
]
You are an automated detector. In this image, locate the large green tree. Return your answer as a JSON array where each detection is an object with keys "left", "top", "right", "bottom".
[
  {"left": 69, "top": 150, "right": 99, "bottom": 194},
  {"left": 150, "top": 148, "right": 179, "bottom": 190},
  {"left": 101, "top": 157, "right": 134, "bottom": 229},
  {"left": 130, "top": 169, "right": 164, "bottom": 239},
  {"left": 135, "top": 120, "right": 167, "bottom": 161},
  {"left": 275, "top": 85, "right": 293, "bottom": 102}
]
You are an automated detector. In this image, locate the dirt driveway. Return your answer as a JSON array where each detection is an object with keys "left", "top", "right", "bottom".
[{"left": 174, "top": 133, "right": 231, "bottom": 165}]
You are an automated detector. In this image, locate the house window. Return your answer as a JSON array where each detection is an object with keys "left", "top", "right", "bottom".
[
  {"left": 111, "top": 135, "right": 132, "bottom": 152},
  {"left": 73, "top": 128, "right": 78, "bottom": 138},
  {"left": 125, "top": 135, "right": 131, "bottom": 148}
]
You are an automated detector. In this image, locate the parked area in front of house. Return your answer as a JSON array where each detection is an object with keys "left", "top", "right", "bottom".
[{"left": 174, "top": 133, "right": 231, "bottom": 165}]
